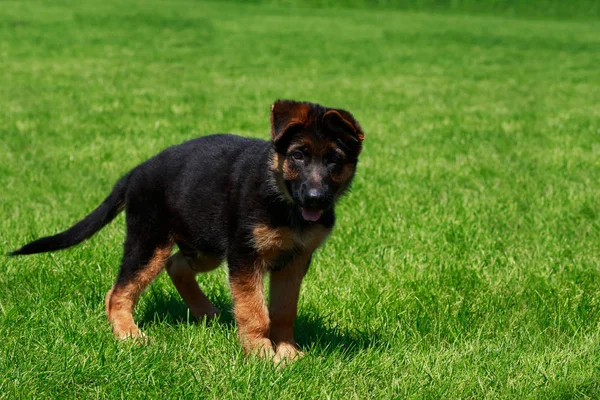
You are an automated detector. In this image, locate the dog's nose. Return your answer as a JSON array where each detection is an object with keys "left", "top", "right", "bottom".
[{"left": 305, "top": 188, "right": 328, "bottom": 209}]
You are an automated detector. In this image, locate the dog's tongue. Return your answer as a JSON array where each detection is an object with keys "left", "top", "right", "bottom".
[{"left": 301, "top": 208, "right": 323, "bottom": 222}]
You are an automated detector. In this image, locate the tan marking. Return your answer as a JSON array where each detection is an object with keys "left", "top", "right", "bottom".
[
  {"left": 269, "top": 153, "right": 294, "bottom": 203},
  {"left": 271, "top": 152, "right": 281, "bottom": 171},
  {"left": 333, "top": 164, "right": 356, "bottom": 200},
  {"left": 268, "top": 225, "right": 330, "bottom": 364},
  {"left": 253, "top": 223, "right": 330, "bottom": 253},
  {"left": 277, "top": 102, "right": 313, "bottom": 130},
  {"left": 252, "top": 224, "right": 296, "bottom": 269},
  {"left": 230, "top": 269, "right": 274, "bottom": 357},
  {"left": 235, "top": 222, "right": 332, "bottom": 362},
  {"left": 302, "top": 224, "right": 332, "bottom": 253},
  {"left": 290, "top": 103, "right": 311, "bottom": 126},
  {"left": 323, "top": 109, "right": 364, "bottom": 153},
  {"left": 253, "top": 224, "right": 295, "bottom": 253},
  {"left": 104, "top": 285, "right": 115, "bottom": 321},
  {"left": 323, "top": 109, "right": 361, "bottom": 138},
  {"left": 106, "top": 244, "right": 173, "bottom": 339},
  {"left": 165, "top": 251, "right": 221, "bottom": 319},
  {"left": 270, "top": 101, "right": 314, "bottom": 142},
  {"left": 269, "top": 252, "right": 307, "bottom": 360},
  {"left": 331, "top": 163, "right": 355, "bottom": 184},
  {"left": 273, "top": 343, "right": 305, "bottom": 367},
  {"left": 282, "top": 158, "right": 298, "bottom": 180},
  {"left": 285, "top": 136, "right": 316, "bottom": 181},
  {"left": 252, "top": 224, "right": 330, "bottom": 261}
]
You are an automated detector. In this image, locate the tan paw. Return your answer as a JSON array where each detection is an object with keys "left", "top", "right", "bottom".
[
  {"left": 244, "top": 337, "right": 276, "bottom": 359},
  {"left": 273, "top": 342, "right": 304, "bottom": 367},
  {"left": 112, "top": 323, "right": 147, "bottom": 342}
]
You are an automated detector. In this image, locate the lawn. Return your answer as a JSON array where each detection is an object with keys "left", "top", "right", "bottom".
[{"left": 1, "top": 0, "right": 600, "bottom": 398}]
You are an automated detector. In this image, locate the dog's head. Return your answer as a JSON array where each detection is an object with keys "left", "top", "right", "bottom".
[{"left": 270, "top": 100, "right": 364, "bottom": 222}]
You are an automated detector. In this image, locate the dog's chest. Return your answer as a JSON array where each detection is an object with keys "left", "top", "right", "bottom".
[{"left": 251, "top": 224, "right": 331, "bottom": 269}]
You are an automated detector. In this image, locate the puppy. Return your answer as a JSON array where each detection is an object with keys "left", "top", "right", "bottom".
[{"left": 11, "top": 100, "right": 364, "bottom": 362}]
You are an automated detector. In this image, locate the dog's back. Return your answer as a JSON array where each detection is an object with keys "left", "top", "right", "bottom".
[{"left": 128, "top": 133, "right": 275, "bottom": 259}]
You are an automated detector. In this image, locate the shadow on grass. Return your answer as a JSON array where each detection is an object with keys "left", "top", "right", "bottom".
[
  {"left": 138, "top": 292, "right": 380, "bottom": 356},
  {"left": 138, "top": 290, "right": 235, "bottom": 328},
  {"left": 294, "top": 311, "right": 381, "bottom": 357}
]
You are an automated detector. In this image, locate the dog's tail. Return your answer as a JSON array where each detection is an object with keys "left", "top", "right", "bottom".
[{"left": 9, "top": 175, "right": 130, "bottom": 256}]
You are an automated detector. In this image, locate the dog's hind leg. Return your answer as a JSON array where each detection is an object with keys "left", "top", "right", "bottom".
[
  {"left": 166, "top": 251, "right": 221, "bottom": 319},
  {"left": 105, "top": 212, "right": 173, "bottom": 339}
]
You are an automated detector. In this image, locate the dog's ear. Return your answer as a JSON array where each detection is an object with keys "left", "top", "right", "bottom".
[
  {"left": 323, "top": 108, "right": 364, "bottom": 153},
  {"left": 270, "top": 100, "right": 311, "bottom": 148}
]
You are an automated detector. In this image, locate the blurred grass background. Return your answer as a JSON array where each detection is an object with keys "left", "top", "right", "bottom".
[{"left": 238, "top": 0, "right": 600, "bottom": 19}]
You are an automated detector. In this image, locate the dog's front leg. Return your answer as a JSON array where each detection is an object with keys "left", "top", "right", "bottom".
[
  {"left": 229, "top": 268, "right": 275, "bottom": 358},
  {"left": 269, "top": 254, "right": 310, "bottom": 363}
]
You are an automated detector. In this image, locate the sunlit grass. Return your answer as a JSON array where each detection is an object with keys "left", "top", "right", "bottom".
[{"left": 1, "top": 1, "right": 599, "bottom": 397}]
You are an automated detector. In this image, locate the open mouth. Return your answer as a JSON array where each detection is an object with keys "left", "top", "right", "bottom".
[{"left": 301, "top": 208, "right": 323, "bottom": 222}]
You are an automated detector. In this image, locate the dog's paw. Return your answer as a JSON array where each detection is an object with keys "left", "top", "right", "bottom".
[
  {"left": 112, "top": 324, "right": 149, "bottom": 343},
  {"left": 244, "top": 337, "right": 276, "bottom": 359},
  {"left": 273, "top": 343, "right": 304, "bottom": 367}
]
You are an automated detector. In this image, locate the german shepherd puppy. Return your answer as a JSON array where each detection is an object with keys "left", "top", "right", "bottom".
[{"left": 10, "top": 100, "right": 364, "bottom": 362}]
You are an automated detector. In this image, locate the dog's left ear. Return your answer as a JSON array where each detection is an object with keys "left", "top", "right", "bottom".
[
  {"left": 270, "top": 100, "right": 311, "bottom": 149},
  {"left": 323, "top": 109, "right": 365, "bottom": 153}
]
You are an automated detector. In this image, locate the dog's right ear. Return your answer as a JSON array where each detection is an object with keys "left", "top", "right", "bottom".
[{"left": 270, "top": 100, "right": 311, "bottom": 148}]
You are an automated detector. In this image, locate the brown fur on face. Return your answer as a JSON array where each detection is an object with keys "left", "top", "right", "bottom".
[
  {"left": 283, "top": 159, "right": 299, "bottom": 181},
  {"left": 277, "top": 132, "right": 358, "bottom": 209},
  {"left": 332, "top": 163, "right": 356, "bottom": 199},
  {"left": 271, "top": 151, "right": 301, "bottom": 182},
  {"left": 321, "top": 141, "right": 356, "bottom": 195},
  {"left": 330, "top": 163, "right": 355, "bottom": 184},
  {"left": 269, "top": 153, "right": 294, "bottom": 203}
]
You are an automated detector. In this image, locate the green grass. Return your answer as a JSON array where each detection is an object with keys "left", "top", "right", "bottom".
[
  {"left": 241, "top": 0, "right": 600, "bottom": 20},
  {"left": 1, "top": 0, "right": 600, "bottom": 398}
]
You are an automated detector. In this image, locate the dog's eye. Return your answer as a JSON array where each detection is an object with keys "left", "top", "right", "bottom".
[
  {"left": 291, "top": 151, "right": 304, "bottom": 160},
  {"left": 328, "top": 153, "right": 344, "bottom": 165}
]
